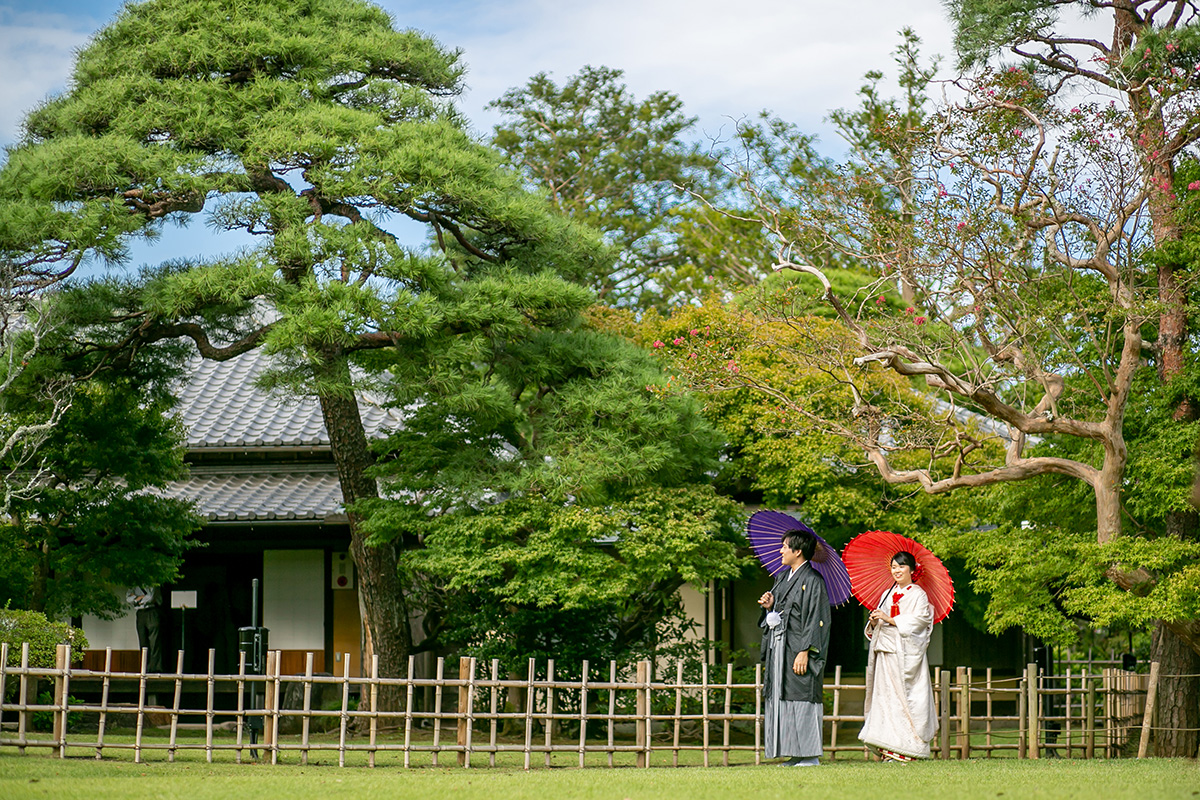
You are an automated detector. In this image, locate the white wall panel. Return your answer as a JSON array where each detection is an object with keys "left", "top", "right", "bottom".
[
  {"left": 82, "top": 608, "right": 139, "bottom": 650},
  {"left": 263, "top": 549, "right": 324, "bottom": 650}
]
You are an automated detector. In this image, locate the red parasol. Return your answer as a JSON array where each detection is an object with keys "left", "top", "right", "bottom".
[{"left": 843, "top": 530, "right": 954, "bottom": 624}]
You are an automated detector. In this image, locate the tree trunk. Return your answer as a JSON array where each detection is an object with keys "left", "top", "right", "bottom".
[
  {"left": 1151, "top": 619, "right": 1200, "bottom": 758},
  {"left": 316, "top": 349, "right": 412, "bottom": 713}
]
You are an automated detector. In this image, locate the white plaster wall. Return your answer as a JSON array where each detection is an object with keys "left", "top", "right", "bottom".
[
  {"left": 263, "top": 549, "right": 324, "bottom": 650},
  {"left": 81, "top": 608, "right": 139, "bottom": 650}
]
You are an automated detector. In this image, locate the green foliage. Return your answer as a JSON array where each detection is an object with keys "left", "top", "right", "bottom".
[
  {"left": 0, "top": 348, "right": 201, "bottom": 618},
  {"left": 361, "top": 317, "right": 746, "bottom": 665},
  {"left": 0, "top": 609, "right": 88, "bottom": 669},
  {"left": 489, "top": 65, "right": 776, "bottom": 309}
]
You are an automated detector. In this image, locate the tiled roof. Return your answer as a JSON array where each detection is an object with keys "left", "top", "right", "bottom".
[
  {"left": 175, "top": 349, "right": 405, "bottom": 449},
  {"left": 162, "top": 467, "right": 345, "bottom": 522}
]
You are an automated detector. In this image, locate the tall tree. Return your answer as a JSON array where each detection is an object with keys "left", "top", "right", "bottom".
[
  {"left": 0, "top": 282, "right": 199, "bottom": 618},
  {"left": 490, "top": 66, "right": 776, "bottom": 309},
  {"left": 0, "top": 0, "right": 607, "bottom": 704},
  {"left": 947, "top": 0, "right": 1200, "bottom": 756},
  {"left": 698, "top": 8, "right": 1200, "bottom": 754},
  {"left": 359, "top": 320, "right": 744, "bottom": 670}
]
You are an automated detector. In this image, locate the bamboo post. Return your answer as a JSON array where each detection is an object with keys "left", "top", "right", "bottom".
[
  {"left": 635, "top": 660, "right": 650, "bottom": 769},
  {"left": 464, "top": 657, "right": 477, "bottom": 768},
  {"left": 457, "top": 656, "right": 471, "bottom": 767},
  {"left": 957, "top": 666, "right": 970, "bottom": 760},
  {"left": 700, "top": 660, "right": 710, "bottom": 768},
  {"left": 432, "top": 656, "right": 445, "bottom": 767},
  {"left": 368, "top": 653, "right": 379, "bottom": 769},
  {"left": 938, "top": 669, "right": 950, "bottom": 760},
  {"left": 524, "top": 658, "right": 535, "bottom": 771},
  {"left": 96, "top": 648, "right": 112, "bottom": 760},
  {"left": 0, "top": 643, "right": 6, "bottom": 740},
  {"left": 263, "top": 650, "right": 278, "bottom": 764},
  {"left": 1102, "top": 669, "right": 1111, "bottom": 758},
  {"left": 723, "top": 662, "right": 732, "bottom": 767},
  {"left": 489, "top": 659, "right": 499, "bottom": 768},
  {"left": 403, "top": 654, "right": 415, "bottom": 769},
  {"left": 134, "top": 647, "right": 148, "bottom": 764},
  {"left": 985, "top": 668, "right": 993, "bottom": 756},
  {"left": 16, "top": 643, "right": 29, "bottom": 754},
  {"left": 672, "top": 661, "right": 683, "bottom": 767},
  {"left": 1137, "top": 661, "right": 1160, "bottom": 758},
  {"left": 830, "top": 664, "right": 841, "bottom": 760},
  {"left": 52, "top": 644, "right": 67, "bottom": 759},
  {"left": 301, "top": 652, "right": 314, "bottom": 766},
  {"left": 544, "top": 658, "right": 555, "bottom": 767},
  {"left": 235, "top": 651, "right": 247, "bottom": 763},
  {"left": 1086, "top": 673, "right": 1096, "bottom": 759},
  {"left": 1026, "top": 663, "right": 1039, "bottom": 760},
  {"left": 579, "top": 659, "right": 590, "bottom": 769},
  {"left": 168, "top": 650, "right": 184, "bottom": 762},
  {"left": 606, "top": 661, "right": 616, "bottom": 767},
  {"left": 1065, "top": 668, "right": 1073, "bottom": 757},
  {"left": 1018, "top": 675, "right": 1027, "bottom": 759},
  {"left": 754, "top": 662, "right": 762, "bottom": 766},
  {"left": 205, "top": 649, "right": 216, "bottom": 763},
  {"left": 339, "top": 652, "right": 351, "bottom": 768}
]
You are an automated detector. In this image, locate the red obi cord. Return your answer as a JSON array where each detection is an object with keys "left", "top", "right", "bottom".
[{"left": 889, "top": 592, "right": 904, "bottom": 617}]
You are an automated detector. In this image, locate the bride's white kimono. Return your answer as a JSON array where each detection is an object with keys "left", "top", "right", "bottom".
[{"left": 858, "top": 582, "right": 938, "bottom": 758}]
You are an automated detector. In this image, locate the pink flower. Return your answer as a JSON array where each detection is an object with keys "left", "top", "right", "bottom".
[
  {"left": 1070, "top": 107, "right": 1081, "bottom": 114},
  {"left": 957, "top": 221, "right": 967, "bottom": 230},
  {"left": 1167, "top": 43, "right": 1178, "bottom": 52},
  {"left": 689, "top": 329, "right": 699, "bottom": 336},
  {"left": 652, "top": 340, "right": 664, "bottom": 349},
  {"left": 905, "top": 306, "right": 915, "bottom": 315},
  {"left": 1188, "top": 181, "right": 1200, "bottom": 190},
  {"left": 1014, "top": 129, "right": 1023, "bottom": 137},
  {"left": 672, "top": 337, "right": 684, "bottom": 346},
  {"left": 876, "top": 295, "right": 885, "bottom": 305},
  {"left": 937, "top": 186, "right": 948, "bottom": 198},
  {"left": 689, "top": 352, "right": 698, "bottom": 359},
  {"left": 725, "top": 360, "right": 739, "bottom": 374},
  {"left": 914, "top": 316, "right": 927, "bottom": 326}
]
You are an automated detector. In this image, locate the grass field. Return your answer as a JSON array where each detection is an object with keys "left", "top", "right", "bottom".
[{"left": 0, "top": 730, "right": 1196, "bottom": 800}]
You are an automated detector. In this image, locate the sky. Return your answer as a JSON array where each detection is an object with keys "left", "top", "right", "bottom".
[
  {"left": 0, "top": 0, "right": 958, "bottom": 266},
  {"left": 0, "top": 0, "right": 957, "bottom": 151}
]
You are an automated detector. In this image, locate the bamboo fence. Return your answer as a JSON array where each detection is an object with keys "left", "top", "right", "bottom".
[{"left": 0, "top": 642, "right": 1172, "bottom": 767}]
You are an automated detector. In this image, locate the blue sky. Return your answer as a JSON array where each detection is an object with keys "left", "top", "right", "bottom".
[
  {"left": 0, "top": 0, "right": 956, "bottom": 270},
  {"left": 0, "top": 0, "right": 957, "bottom": 149}
]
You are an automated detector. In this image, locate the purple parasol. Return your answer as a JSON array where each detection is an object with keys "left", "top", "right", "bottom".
[{"left": 746, "top": 510, "right": 852, "bottom": 606}]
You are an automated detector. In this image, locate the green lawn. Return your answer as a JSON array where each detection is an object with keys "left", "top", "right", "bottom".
[{"left": 0, "top": 737, "right": 1196, "bottom": 800}]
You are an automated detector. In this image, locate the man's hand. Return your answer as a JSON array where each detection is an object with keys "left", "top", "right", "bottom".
[
  {"left": 792, "top": 650, "right": 808, "bottom": 676},
  {"left": 758, "top": 591, "right": 774, "bottom": 610}
]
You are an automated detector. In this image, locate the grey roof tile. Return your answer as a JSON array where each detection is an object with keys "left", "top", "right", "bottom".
[
  {"left": 175, "top": 349, "right": 404, "bottom": 449},
  {"left": 162, "top": 468, "right": 345, "bottom": 522}
]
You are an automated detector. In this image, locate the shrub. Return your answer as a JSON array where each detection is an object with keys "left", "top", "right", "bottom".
[{"left": 0, "top": 609, "right": 88, "bottom": 702}]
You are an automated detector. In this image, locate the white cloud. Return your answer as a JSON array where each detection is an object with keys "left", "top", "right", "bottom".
[
  {"left": 0, "top": 8, "right": 92, "bottom": 146},
  {"left": 1, "top": 0, "right": 958, "bottom": 154}
]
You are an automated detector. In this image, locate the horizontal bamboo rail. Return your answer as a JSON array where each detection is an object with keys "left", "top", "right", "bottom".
[{"left": 0, "top": 643, "right": 1163, "bottom": 767}]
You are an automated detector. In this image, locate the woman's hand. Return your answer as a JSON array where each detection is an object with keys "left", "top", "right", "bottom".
[
  {"left": 869, "top": 609, "right": 895, "bottom": 626},
  {"left": 758, "top": 591, "right": 775, "bottom": 610}
]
